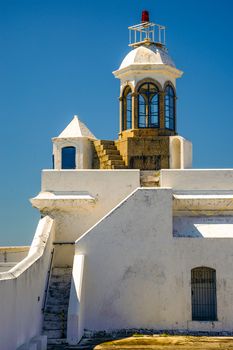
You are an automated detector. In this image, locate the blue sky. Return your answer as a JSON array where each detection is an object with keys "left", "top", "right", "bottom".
[{"left": 0, "top": 0, "right": 233, "bottom": 245}]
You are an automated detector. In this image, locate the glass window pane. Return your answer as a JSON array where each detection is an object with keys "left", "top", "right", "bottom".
[
  {"left": 165, "top": 85, "right": 175, "bottom": 130},
  {"left": 62, "top": 146, "right": 76, "bottom": 169},
  {"left": 138, "top": 83, "right": 159, "bottom": 128},
  {"left": 122, "top": 86, "right": 132, "bottom": 130}
]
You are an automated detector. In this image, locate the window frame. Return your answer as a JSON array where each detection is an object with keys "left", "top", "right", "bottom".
[
  {"left": 164, "top": 84, "right": 176, "bottom": 131},
  {"left": 191, "top": 266, "right": 217, "bottom": 321},
  {"left": 137, "top": 82, "right": 160, "bottom": 129},
  {"left": 61, "top": 146, "right": 76, "bottom": 169},
  {"left": 122, "top": 86, "right": 132, "bottom": 131}
]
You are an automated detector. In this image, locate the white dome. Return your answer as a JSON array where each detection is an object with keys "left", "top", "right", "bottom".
[{"left": 119, "top": 44, "right": 176, "bottom": 70}]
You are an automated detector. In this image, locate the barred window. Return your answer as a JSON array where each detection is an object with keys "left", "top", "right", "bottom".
[{"left": 191, "top": 267, "right": 217, "bottom": 321}]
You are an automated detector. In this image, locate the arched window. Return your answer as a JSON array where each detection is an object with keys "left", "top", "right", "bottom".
[
  {"left": 138, "top": 83, "right": 159, "bottom": 128},
  {"left": 191, "top": 267, "right": 217, "bottom": 321},
  {"left": 61, "top": 146, "right": 76, "bottom": 169},
  {"left": 122, "top": 86, "right": 132, "bottom": 130},
  {"left": 165, "top": 85, "right": 175, "bottom": 130}
]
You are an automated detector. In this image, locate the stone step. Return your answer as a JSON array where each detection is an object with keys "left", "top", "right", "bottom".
[
  {"left": 44, "top": 329, "right": 65, "bottom": 339},
  {"left": 112, "top": 165, "right": 127, "bottom": 169},
  {"left": 44, "top": 312, "right": 67, "bottom": 322},
  {"left": 106, "top": 160, "right": 125, "bottom": 166},
  {"left": 95, "top": 144, "right": 116, "bottom": 152},
  {"left": 100, "top": 165, "right": 112, "bottom": 169},
  {"left": 48, "top": 285, "right": 71, "bottom": 293},
  {"left": 50, "top": 273, "right": 72, "bottom": 280},
  {"left": 99, "top": 140, "right": 115, "bottom": 145},
  {"left": 48, "top": 283, "right": 71, "bottom": 291},
  {"left": 140, "top": 170, "right": 160, "bottom": 187},
  {"left": 94, "top": 140, "right": 115, "bottom": 146},
  {"left": 45, "top": 304, "right": 69, "bottom": 314},
  {"left": 102, "top": 149, "right": 120, "bottom": 155},
  {"left": 46, "top": 300, "right": 69, "bottom": 307},
  {"left": 47, "top": 338, "right": 67, "bottom": 345},
  {"left": 46, "top": 297, "right": 70, "bottom": 306},
  {"left": 99, "top": 154, "right": 122, "bottom": 162},
  {"left": 52, "top": 267, "right": 72, "bottom": 275},
  {"left": 43, "top": 320, "right": 66, "bottom": 330},
  {"left": 48, "top": 281, "right": 71, "bottom": 289}
]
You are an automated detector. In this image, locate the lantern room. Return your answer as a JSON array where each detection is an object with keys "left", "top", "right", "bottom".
[
  {"left": 113, "top": 10, "right": 183, "bottom": 139},
  {"left": 112, "top": 11, "right": 192, "bottom": 170}
]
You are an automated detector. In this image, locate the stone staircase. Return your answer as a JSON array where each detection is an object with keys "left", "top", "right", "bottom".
[
  {"left": 140, "top": 170, "right": 160, "bottom": 187},
  {"left": 94, "top": 140, "right": 127, "bottom": 169},
  {"left": 43, "top": 267, "right": 72, "bottom": 346}
]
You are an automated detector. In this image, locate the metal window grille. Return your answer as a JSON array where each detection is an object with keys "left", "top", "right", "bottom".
[{"left": 191, "top": 267, "right": 217, "bottom": 321}]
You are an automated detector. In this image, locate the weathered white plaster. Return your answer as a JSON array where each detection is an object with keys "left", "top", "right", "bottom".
[
  {"left": 169, "top": 136, "right": 192, "bottom": 169},
  {"left": 52, "top": 116, "right": 96, "bottom": 170},
  {"left": 173, "top": 194, "right": 233, "bottom": 216},
  {"left": 173, "top": 216, "right": 233, "bottom": 237},
  {"left": 69, "top": 187, "right": 233, "bottom": 337},
  {"left": 161, "top": 169, "right": 233, "bottom": 191},
  {"left": 0, "top": 216, "right": 54, "bottom": 350},
  {"left": 67, "top": 254, "right": 85, "bottom": 344},
  {"left": 31, "top": 170, "right": 140, "bottom": 247},
  {"left": 74, "top": 188, "right": 177, "bottom": 332},
  {"left": 30, "top": 335, "right": 47, "bottom": 350},
  {"left": 58, "top": 115, "right": 96, "bottom": 139},
  {"left": 113, "top": 44, "right": 183, "bottom": 86},
  {"left": 0, "top": 246, "right": 29, "bottom": 262},
  {"left": 0, "top": 246, "right": 30, "bottom": 272},
  {"left": 119, "top": 45, "right": 176, "bottom": 69}
]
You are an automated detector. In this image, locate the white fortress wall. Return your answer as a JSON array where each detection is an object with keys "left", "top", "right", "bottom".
[
  {"left": 72, "top": 188, "right": 175, "bottom": 334},
  {"left": 0, "top": 216, "right": 55, "bottom": 350},
  {"left": 172, "top": 236, "right": 233, "bottom": 332},
  {"left": 31, "top": 170, "right": 140, "bottom": 266},
  {"left": 69, "top": 187, "right": 233, "bottom": 337}
]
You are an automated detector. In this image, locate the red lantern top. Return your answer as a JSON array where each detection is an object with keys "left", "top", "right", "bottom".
[{"left": 141, "top": 10, "right": 149, "bottom": 23}]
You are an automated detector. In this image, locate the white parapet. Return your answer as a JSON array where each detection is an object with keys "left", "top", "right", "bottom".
[
  {"left": 0, "top": 216, "right": 54, "bottom": 350},
  {"left": 161, "top": 169, "right": 233, "bottom": 191}
]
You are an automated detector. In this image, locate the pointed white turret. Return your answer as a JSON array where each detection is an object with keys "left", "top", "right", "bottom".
[
  {"left": 58, "top": 115, "right": 96, "bottom": 139},
  {"left": 52, "top": 115, "right": 96, "bottom": 170}
]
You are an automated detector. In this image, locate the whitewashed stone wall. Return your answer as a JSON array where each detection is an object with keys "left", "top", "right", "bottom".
[
  {"left": 0, "top": 216, "right": 54, "bottom": 350},
  {"left": 70, "top": 187, "right": 233, "bottom": 339}
]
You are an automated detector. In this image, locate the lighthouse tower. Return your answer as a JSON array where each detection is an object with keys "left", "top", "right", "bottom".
[{"left": 112, "top": 11, "right": 192, "bottom": 170}]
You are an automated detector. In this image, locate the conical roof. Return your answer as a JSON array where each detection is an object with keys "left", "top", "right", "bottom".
[{"left": 58, "top": 115, "right": 96, "bottom": 139}]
